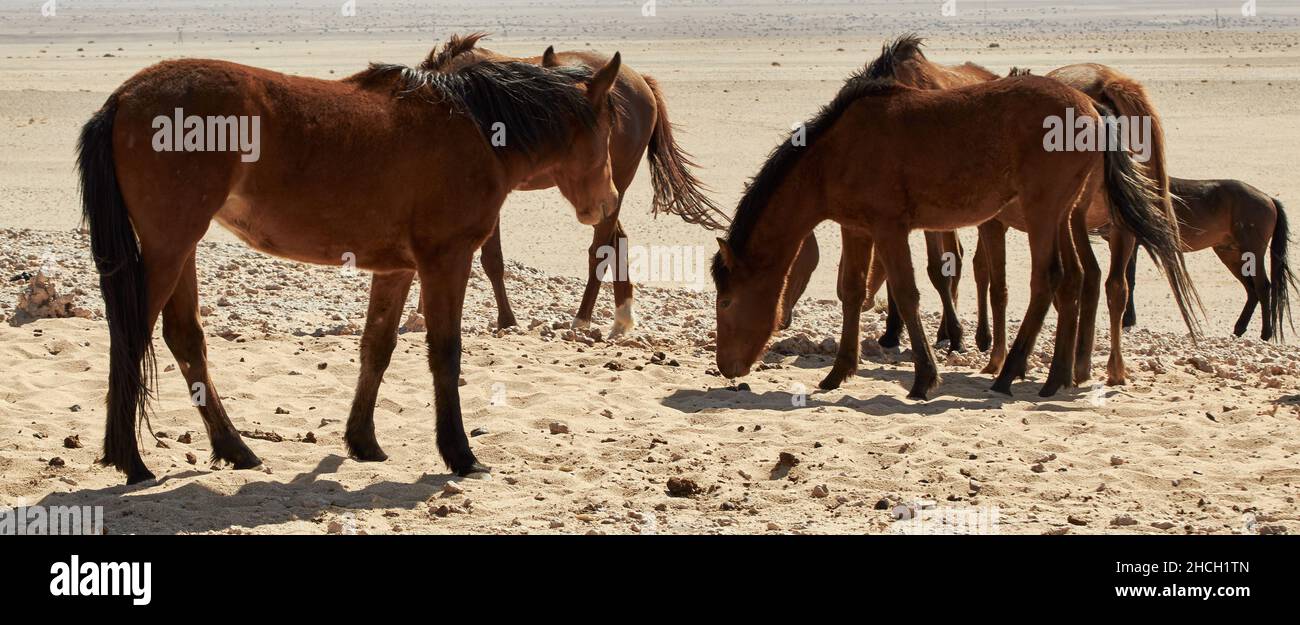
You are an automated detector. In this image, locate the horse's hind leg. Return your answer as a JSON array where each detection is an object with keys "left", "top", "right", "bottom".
[
  {"left": 874, "top": 226, "right": 940, "bottom": 399},
  {"left": 926, "top": 231, "right": 965, "bottom": 352},
  {"left": 779, "top": 233, "right": 820, "bottom": 330},
  {"left": 345, "top": 271, "right": 415, "bottom": 462},
  {"left": 162, "top": 253, "right": 260, "bottom": 469},
  {"left": 1074, "top": 188, "right": 1103, "bottom": 386},
  {"left": 574, "top": 213, "right": 626, "bottom": 335},
  {"left": 1214, "top": 247, "right": 1257, "bottom": 338},
  {"left": 978, "top": 221, "right": 1009, "bottom": 375},
  {"left": 820, "top": 229, "right": 872, "bottom": 390},
  {"left": 974, "top": 233, "right": 992, "bottom": 352},
  {"left": 1105, "top": 228, "right": 1137, "bottom": 385},
  {"left": 609, "top": 219, "right": 636, "bottom": 337},
  {"left": 992, "top": 213, "right": 1062, "bottom": 396},
  {"left": 480, "top": 218, "right": 518, "bottom": 329},
  {"left": 1040, "top": 213, "right": 1084, "bottom": 397}
]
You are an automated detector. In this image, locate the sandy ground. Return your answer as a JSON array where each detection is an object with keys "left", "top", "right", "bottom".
[{"left": 1, "top": 1, "right": 1299, "bottom": 534}]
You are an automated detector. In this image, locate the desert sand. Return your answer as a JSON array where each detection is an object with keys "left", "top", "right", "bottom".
[{"left": 1, "top": 1, "right": 1298, "bottom": 534}]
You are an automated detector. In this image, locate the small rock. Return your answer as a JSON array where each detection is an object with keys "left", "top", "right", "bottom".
[
  {"left": 811, "top": 484, "right": 829, "bottom": 498},
  {"left": 1031, "top": 463, "right": 1046, "bottom": 473},
  {"left": 1067, "top": 515, "right": 1089, "bottom": 526},
  {"left": 666, "top": 476, "right": 702, "bottom": 497},
  {"left": 48, "top": 457, "right": 65, "bottom": 467},
  {"left": 1110, "top": 456, "right": 1125, "bottom": 466},
  {"left": 442, "top": 481, "right": 464, "bottom": 496},
  {"left": 548, "top": 422, "right": 569, "bottom": 435},
  {"left": 470, "top": 427, "right": 489, "bottom": 437},
  {"left": 69, "top": 404, "right": 81, "bottom": 413},
  {"left": 185, "top": 452, "right": 197, "bottom": 465},
  {"left": 177, "top": 432, "right": 193, "bottom": 444},
  {"left": 63, "top": 435, "right": 82, "bottom": 449},
  {"left": 1110, "top": 515, "right": 1138, "bottom": 527},
  {"left": 274, "top": 406, "right": 289, "bottom": 415}
]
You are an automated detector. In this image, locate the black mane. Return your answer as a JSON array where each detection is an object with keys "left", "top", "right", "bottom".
[
  {"left": 350, "top": 59, "right": 596, "bottom": 161},
  {"left": 712, "top": 42, "right": 907, "bottom": 289}
]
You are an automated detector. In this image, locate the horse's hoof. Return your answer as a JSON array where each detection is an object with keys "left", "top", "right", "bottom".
[
  {"left": 125, "top": 469, "right": 156, "bottom": 486},
  {"left": 232, "top": 454, "right": 263, "bottom": 471},
  {"left": 1106, "top": 376, "right": 1128, "bottom": 387},
  {"left": 1038, "top": 383, "right": 1062, "bottom": 398},
  {"left": 975, "top": 333, "right": 991, "bottom": 353},
  {"left": 907, "top": 375, "right": 940, "bottom": 400},
  {"left": 818, "top": 371, "right": 850, "bottom": 391},
  {"left": 456, "top": 462, "right": 492, "bottom": 478},
  {"left": 497, "top": 314, "right": 519, "bottom": 330},
  {"left": 989, "top": 380, "right": 1013, "bottom": 396},
  {"left": 347, "top": 440, "right": 389, "bottom": 462},
  {"left": 571, "top": 317, "right": 592, "bottom": 330},
  {"left": 878, "top": 334, "right": 900, "bottom": 349}
]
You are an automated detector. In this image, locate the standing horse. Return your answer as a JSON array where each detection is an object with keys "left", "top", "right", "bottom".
[
  {"left": 422, "top": 34, "right": 820, "bottom": 336},
  {"left": 1123, "top": 177, "right": 1295, "bottom": 341},
  {"left": 814, "top": 35, "right": 996, "bottom": 391},
  {"left": 712, "top": 44, "right": 1195, "bottom": 400},
  {"left": 797, "top": 44, "right": 1191, "bottom": 389},
  {"left": 970, "top": 63, "right": 1192, "bottom": 385},
  {"left": 79, "top": 49, "right": 623, "bottom": 484}
]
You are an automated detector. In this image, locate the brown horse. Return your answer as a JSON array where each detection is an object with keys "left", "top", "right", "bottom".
[
  {"left": 423, "top": 34, "right": 819, "bottom": 336},
  {"left": 969, "top": 63, "right": 1191, "bottom": 385},
  {"left": 713, "top": 42, "right": 1193, "bottom": 400},
  {"left": 79, "top": 47, "right": 623, "bottom": 484},
  {"left": 813, "top": 51, "right": 1190, "bottom": 388},
  {"left": 1124, "top": 177, "right": 1294, "bottom": 341},
  {"left": 816, "top": 36, "right": 996, "bottom": 391}
]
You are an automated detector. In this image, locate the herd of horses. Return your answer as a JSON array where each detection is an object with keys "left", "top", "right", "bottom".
[{"left": 77, "top": 34, "right": 1293, "bottom": 485}]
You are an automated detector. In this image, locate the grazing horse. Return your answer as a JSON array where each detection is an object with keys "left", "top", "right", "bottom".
[
  {"left": 1124, "top": 177, "right": 1295, "bottom": 341},
  {"left": 79, "top": 48, "right": 623, "bottom": 484},
  {"left": 712, "top": 43, "right": 1195, "bottom": 400},
  {"left": 422, "top": 34, "right": 820, "bottom": 336},
  {"left": 797, "top": 45, "right": 1192, "bottom": 389},
  {"left": 815, "top": 35, "right": 996, "bottom": 391}
]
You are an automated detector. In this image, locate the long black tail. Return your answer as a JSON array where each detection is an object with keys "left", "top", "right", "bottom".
[
  {"left": 644, "top": 74, "right": 730, "bottom": 231},
  {"left": 1099, "top": 104, "right": 1203, "bottom": 337},
  {"left": 1268, "top": 199, "right": 1296, "bottom": 342},
  {"left": 77, "top": 95, "right": 156, "bottom": 483}
]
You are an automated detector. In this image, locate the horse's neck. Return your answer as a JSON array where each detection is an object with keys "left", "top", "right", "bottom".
[{"left": 741, "top": 169, "right": 825, "bottom": 275}]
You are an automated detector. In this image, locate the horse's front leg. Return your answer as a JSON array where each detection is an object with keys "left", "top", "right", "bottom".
[
  {"left": 345, "top": 270, "right": 414, "bottom": 462},
  {"left": 418, "top": 250, "right": 489, "bottom": 476}
]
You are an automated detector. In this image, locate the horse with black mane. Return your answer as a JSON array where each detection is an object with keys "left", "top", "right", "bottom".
[
  {"left": 80, "top": 45, "right": 623, "bottom": 484},
  {"left": 713, "top": 39, "right": 1197, "bottom": 399}
]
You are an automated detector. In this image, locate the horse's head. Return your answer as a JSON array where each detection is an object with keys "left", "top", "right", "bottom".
[
  {"left": 548, "top": 49, "right": 622, "bottom": 226},
  {"left": 712, "top": 238, "right": 785, "bottom": 379}
]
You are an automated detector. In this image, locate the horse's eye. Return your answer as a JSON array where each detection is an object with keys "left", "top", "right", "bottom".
[{"left": 719, "top": 298, "right": 732, "bottom": 309}]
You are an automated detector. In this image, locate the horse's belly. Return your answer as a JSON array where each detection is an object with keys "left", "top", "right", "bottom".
[{"left": 213, "top": 194, "right": 412, "bottom": 271}]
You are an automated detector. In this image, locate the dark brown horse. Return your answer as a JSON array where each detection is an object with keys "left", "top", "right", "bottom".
[
  {"left": 713, "top": 42, "right": 1194, "bottom": 400},
  {"left": 79, "top": 47, "right": 623, "bottom": 484},
  {"left": 423, "top": 34, "right": 820, "bottom": 336},
  {"left": 1124, "top": 177, "right": 1294, "bottom": 341}
]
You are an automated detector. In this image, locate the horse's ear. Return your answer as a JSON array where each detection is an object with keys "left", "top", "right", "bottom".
[
  {"left": 586, "top": 52, "right": 621, "bottom": 107},
  {"left": 716, "top": 237, "right": 739, "bottom": 271},
  {"left": 542, "top": 46, "right": 558, "bottom": 68}
]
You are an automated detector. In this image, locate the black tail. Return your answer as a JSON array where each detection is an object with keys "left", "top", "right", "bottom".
[
  {"left": 1268, "top": 199, "right": 1296, "bottom": 342},
  {"left": 644, "top": 75, "right": 729, "bottom": 231},
  {"left": 78, "top": 95, "right": 156, "bottom": 483},
  {"left": 1099, "top": 104, "right": 1203, "bottom": 337}
]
